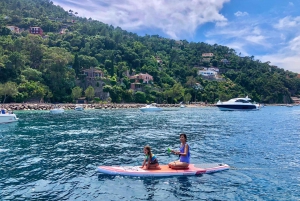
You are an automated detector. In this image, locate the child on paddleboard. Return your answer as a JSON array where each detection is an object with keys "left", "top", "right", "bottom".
[
  {"left": 168, "top": 133, "right": 190, "bottom": 169},
  {"left": 141, "top": 145, "right": 160, "bottom": 169}
]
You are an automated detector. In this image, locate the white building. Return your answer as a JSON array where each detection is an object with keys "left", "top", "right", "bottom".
[{"left": 198, "top": 68, "right": 218, "bottom": 77}]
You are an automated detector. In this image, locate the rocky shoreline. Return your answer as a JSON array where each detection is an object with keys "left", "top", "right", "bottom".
[{"left": 0, "top": 103, "right": 215, "bottom": 111}]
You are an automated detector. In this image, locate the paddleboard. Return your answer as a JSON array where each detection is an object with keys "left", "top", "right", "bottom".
[{"left": 98, "top": 163, "right": 229, "bottom": 177}]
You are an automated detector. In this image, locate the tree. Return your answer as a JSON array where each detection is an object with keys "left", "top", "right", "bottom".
[
  {"left": 85, "top": 85, "right": 95, "bottom": 101},
  {"left": 134, "top": 91, "right": 146, "bottom": 103},
  {"left": 165, "top": 83, "right": 185, "bottom": 103},
  {"left": 42, "top": 47, "right": 75, "bottom": 101},
  {"left": 184, "top": 93, "right": 192, "bottom": 103},
  {"left": 73, "top": 53, "right": 80, "bottom": 76},
  {"left": 72, "top": 86, "right": 82, "bottom": 100},
  {"left": 0, "top": 81, "right": 18, "bottom": 103}
]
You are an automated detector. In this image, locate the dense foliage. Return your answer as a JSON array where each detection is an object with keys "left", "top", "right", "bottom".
[{"left": 0, "top": 0, "right": 299, "bottom": 104}]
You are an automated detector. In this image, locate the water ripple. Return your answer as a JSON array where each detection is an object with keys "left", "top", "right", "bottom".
[{"left": 0, "top": 107, "right": 299, "bottom": 200}]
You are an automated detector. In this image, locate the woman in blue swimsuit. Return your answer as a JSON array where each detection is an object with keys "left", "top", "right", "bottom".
[{"left": 168, "top": 133, "right": 190, "bottom": 169}]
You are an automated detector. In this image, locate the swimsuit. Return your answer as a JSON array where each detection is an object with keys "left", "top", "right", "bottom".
[
  {"left": 179, "top": 144, "right": 190, "bottom": 163},
  {"left": 145, "top": 154, "right": 158, "bottom": 164}
]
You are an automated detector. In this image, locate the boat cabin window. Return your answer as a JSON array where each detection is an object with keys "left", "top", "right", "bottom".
[{"left": 235, "top": 99, "right": 249, "bottom": 103}]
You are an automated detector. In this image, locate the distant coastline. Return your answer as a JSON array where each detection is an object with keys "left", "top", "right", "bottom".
[
  {"left": 0, "top": 103, "right": 295, "bottom": 111},
  {"left": 0, "top": 103, "right": 215, "bottom": 111}
]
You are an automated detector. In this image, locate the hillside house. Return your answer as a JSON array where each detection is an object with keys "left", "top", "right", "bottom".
[
  {"left": 83, "top": 67, "right": 104, "bottom": 79},
  {"left": 129, "top": 73, "right": 153, "bottom": 84},
  {"left": 175, "top": 40, "right": 183, "bottom": 45},
  {"left": 202, "top": 53, "right": 214, "bottom": 57},
  {"left": 220, "top": 59, "right": 230, "bottom": 64},
  {"left": 130, "top": 83, "right": 142, "bottom": 90},
  {"left": 6, "top": 26, "right": 20, "bottom": 33},
  {"left": 198, "top": 68, "right": 218, "bottom": 77},
  {"left": 60, "top": 28, "right": 68, "bottom": 34},
  {"left": 202, "top": 58, "right": 211, "bottom": 62},
  {"left": 291, "top": 97, "right": 300, "bottom": 104},
  {"left": 208, "top": 67, "right": 219, "bottom": 72},
  {"left": 29, "top": 27, "right": 43, "bottom": 36},
  {"left": 156, "top": 57, "right": 163, "bottom": 64}
]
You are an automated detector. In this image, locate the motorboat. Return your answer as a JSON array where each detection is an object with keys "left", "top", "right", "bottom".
[
  {"left": 179, "top": 102, "right": 186, "bottom": 108},
  {"left": 74, "top": 105, "right": 84, "bottom": 111},
  {"left": 0, "top": 109, "right": 18, "bottom": 124},
  {"left": 216, "top": 96, "right": 260, "bottom": 111},
  {"left": 140, "top": 104, "right": 163, "bottom": 112},
  {"left": 50, "top": 107, "right": 64, "bottom": 114}
]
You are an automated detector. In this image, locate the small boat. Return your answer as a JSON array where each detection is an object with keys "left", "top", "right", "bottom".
[
  {"left": 216, "top": 96, "right": 260, "bottom": 111},
  {"left": 50, "top": 107, "right": 64, "bottom": 114},
  {"left": 286, "top": 104, "right": 293, "bottom": 107},
  {"left": 180, "top": 104, "right": 186, "bottom": 108},
  {"left": 140, "top": 104, "right": 162, "bottom": 112},
  {"left": 74, "top": 105, "right": 84, "bottom": 111},
  {"left": 0, "top": 109, "right": 18, "bottom": 124}
]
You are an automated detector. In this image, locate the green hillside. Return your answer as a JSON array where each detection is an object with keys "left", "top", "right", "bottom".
[{"left": 0, "top": 0, "right": 299, "bottom": 104}]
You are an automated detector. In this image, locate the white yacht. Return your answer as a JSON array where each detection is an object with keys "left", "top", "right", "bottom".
[
  {"left": 0, "top": 109, "right": 18, "bottom": 124},
  {"left": 140, "top": 104, "right": 163, "bottom": 112},
  {"left": 216, "top": 96, "right": 260, "bottom": 111},
  {"left": 74, "top": 105, "right": 84, "bottom": 111},
  {"left": 50, "top": 107, "right": 64, "bottom": 114},
  {"left": 179, "top": 102, "right": 186, "bottom": 108}
]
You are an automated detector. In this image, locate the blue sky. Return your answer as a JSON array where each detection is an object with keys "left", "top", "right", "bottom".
[{"left": 52, "top": 0, "right": 300, "bottom": 73}]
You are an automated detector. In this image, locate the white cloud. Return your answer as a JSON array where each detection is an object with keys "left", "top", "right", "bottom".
[
  {"left": 206, "top": 23, "right": 269, "bottom": 47},
  {"left": 234, "top": 11, "right": 248, "bottom": 17},
  {"left": 259, "top": 55, "right": 300, "bottom": 73},
  {"left": 274, "top": 16, "right": 300, "bottom": 29},
  {"left": 258, "top": 35, "right": 300, "bottom": 73},
  {"left": 53, "top": 0, "right": 230, "bottom": 39}
]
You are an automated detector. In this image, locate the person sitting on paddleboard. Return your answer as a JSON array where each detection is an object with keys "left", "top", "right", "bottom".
[
  {"left": 141, "top": 145, "right": 160, "bottom": 169},
  {"left": 168, "top": 133, "right": 190, "bottom": 169}
]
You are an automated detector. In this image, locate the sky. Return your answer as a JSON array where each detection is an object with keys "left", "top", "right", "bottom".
[{"left": 52, "top": 0, "right": 300, "bottom": 73}]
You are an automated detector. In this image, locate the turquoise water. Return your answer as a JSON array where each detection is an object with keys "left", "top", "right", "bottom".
[{"left": 0, "top": 107, "right": 299, "bottom": 200}]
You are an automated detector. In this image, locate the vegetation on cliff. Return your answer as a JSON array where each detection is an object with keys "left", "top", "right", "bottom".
[{"left": 0, "top": 0, "right": 299, "bottom": 104}]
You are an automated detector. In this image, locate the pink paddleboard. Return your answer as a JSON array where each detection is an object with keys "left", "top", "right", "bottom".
[{"left": 98, "top": 163, "right": 229, "bottom": 177}]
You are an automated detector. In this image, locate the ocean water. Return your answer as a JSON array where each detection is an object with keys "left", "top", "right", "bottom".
[{"left": 0, "top": 106, "right": 299, "bottom": 201}]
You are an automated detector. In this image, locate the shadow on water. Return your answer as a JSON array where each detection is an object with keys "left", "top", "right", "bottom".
[
  {"left": 142, "top": 178, "right": 160, "bottom": 200},
  {"left": 1, "top": 107, "right": 300, "bottom": 200},
  {"left": 171, "top": 176, "right": 194, "bottom": 199},
  {"left": 97, "top": 173, "right": 116, "bottom": 181}
]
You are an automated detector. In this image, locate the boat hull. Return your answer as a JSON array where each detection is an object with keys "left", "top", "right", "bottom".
[
  {"left": 74, "top": 107, "right": 84, "bottom": 111},
  {"left": 0, "top": 114, "right": 19, "bottom": 124},
  {"left": 50, "top": 109, "right": 64, "bottom": 114},
  {"left": 140, "top": 108, "right": 162, "bottom": 112},
  {"left": 217, "top": 104, "right": 259, "bottom": 111}
]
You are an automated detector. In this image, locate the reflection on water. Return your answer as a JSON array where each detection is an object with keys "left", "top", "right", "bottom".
[{"left": 0, "top": 107, "right": 299, "bottom": 200}]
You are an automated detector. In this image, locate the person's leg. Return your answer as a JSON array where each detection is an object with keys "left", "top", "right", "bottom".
[
  {"left": 148, "top": 163, "right": 160, "bottom": 169},
  {"left": 169, "top": 161, "right": 189, "bottom": 169},
  {"left": 168, "top": 160, "right": 179, "bottom": 168}
]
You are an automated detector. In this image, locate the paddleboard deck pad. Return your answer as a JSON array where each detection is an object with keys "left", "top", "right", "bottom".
[{"left": 98, "top": 163, "right": 229, "bottom": 177}]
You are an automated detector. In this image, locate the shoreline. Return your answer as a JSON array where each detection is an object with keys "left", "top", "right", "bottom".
[
  {"left": 0, "top": 103, "right": 216, "bottom": 111},
  {"left": 0, "top": 103, "right": 295, "bottom": 111}
]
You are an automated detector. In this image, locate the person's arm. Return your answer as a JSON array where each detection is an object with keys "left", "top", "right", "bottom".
[
  {"left": 171, "top": 149, "right": 180, "bottom": 155},
  {"left": 141, "top": 159, "right": 146, "bottom": 168}
]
